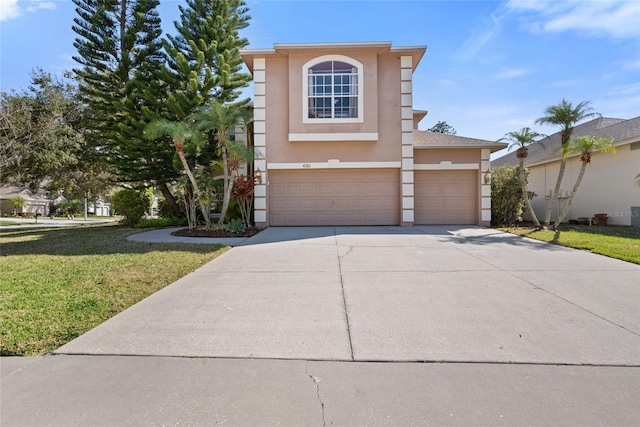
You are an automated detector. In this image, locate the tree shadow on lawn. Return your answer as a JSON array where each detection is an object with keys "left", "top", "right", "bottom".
[{"left": 0, "top": 225, "right": 226, "bottom": 257}]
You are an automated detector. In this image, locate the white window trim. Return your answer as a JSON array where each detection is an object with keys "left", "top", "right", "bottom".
[{"left": 302, "top": 54, "right": 364, "bottom": 124}]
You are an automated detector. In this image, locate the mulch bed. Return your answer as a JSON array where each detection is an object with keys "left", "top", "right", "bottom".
[{"left": 170, "top": 227, "right": 264, "bottom": 238}]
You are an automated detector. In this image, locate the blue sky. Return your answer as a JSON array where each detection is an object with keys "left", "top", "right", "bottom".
[{"left": 1, "top": 0, "right": 639, "bottom": 158}]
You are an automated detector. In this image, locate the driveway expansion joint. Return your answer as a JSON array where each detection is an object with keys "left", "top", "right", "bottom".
[{"left": 48, "top": 353, "right": 640, "bottom": 368}]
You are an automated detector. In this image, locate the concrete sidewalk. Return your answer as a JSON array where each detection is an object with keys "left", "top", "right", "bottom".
[
  {"left": 2, "top": 226, "right": 639, "bottom": 425},
  {"left": 0, "top": 216, "right": 115, "bottom": 229}
]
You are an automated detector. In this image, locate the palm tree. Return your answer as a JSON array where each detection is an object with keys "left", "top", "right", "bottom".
[
  {"left": 535, "top": 99, "right": 600, "bottom": 228},
  {"left": 10, "top": 195, "right": 26, "bottom": 215},
  {"left": 499, "top": 127, "right": 545, "bottom": 228},
  {"left": 144, "top": 120, "right": 211, "bottom": 228},
  {"left": 189, "top": 101, "right": 251, "bottom": 224},
  {"left": 553, "top": 135, "right": 616, "bottom": 228}
]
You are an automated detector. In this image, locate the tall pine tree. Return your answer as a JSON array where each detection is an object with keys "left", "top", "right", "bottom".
[
  {"left": 164, "top": 0, "right": 252, "bottom": 119},
  {"left": 72, "top": 0, "right": 180, "bottom": 210},
  {"left": 162, "top": 0, "right": 252, "bottom": 218}
]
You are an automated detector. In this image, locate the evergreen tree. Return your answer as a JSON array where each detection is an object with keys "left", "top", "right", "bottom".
[
  {"left": 164, "top": 0, "right": 252, "bottom": 118},
  {"left": 428, "top": 121, "right": 457, "bottom": 135},
  {"left": 162, "top": 0, "right": 252, "bottom": 222},
  {"left": 72, "top": 0, "right": 179, "bottom": 210}
]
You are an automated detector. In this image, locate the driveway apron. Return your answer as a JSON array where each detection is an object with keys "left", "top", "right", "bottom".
[{"left": 55, "top": 226, "right": 640, "bottom": 366}]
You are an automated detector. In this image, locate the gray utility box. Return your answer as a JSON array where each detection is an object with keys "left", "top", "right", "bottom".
[{"left": 632, "top": 207, "right": 640, "bottom": 228}]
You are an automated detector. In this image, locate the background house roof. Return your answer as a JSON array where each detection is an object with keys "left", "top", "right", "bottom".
[
  {"left": 413, "top": 130, "right": 507, "bottom": 152},
  {"left": 492, "top": 116, "right": 640, "bottom": 167}
]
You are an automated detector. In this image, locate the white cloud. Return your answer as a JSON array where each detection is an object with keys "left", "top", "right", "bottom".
[
  {"left": 456, "top": 12, "right": 505, "bottom": 61},
  {"left": 0, "top": 0, "right": 21, "bottom": 21},
  {"left": 494, "top": 68, "right": 531, "bottom": 79},
  {"left": 545, "top": 78, "right": 589, "bottom": 88},
  {"left": 621, "top": 57, "right": 640, "bottom": 71},
  {"left": 610, "top": 81, "right": 640, "bottom": 97},
  {"left": 0, "top": 0, "right": 56, "bottom": 22},
  {"left": 506, "top": 0, "right": 640, "bottom": 39},
  {"left": 26, "top": 1, "right": 55, "bottom": 13}
]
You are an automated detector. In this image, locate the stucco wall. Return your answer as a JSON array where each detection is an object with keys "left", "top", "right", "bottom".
[
  {"left": 265, "top": 50, "right": 401, "bottom": 164},
  {"left": 287, "top": 52, "right": 379, "bottom": 135},
  {"left": 526, "top": 144, "right": 640, "bottom": 226},
  {"left": 414, "top": 149, "right": 481, "bottom": 164}
]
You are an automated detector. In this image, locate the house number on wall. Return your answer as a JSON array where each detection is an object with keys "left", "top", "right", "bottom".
[{"left": 302, "top": 163, "right": 311, "bottom": 168}]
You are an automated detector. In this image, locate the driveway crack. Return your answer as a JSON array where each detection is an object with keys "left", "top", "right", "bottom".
[
  {"left": 306, "top": 361, "right": 326, "bottom": 427},
  {"left": 334, "top": 231, "right": 355, "bottom": 361}
]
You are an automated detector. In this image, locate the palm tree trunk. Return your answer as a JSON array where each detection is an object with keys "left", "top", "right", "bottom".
[
  {"left": 553, "top": 162, "right": 587, "bottom": 228},
  {"left": 544, "top": 156, "right": 568, "bottom": 227},
  {"left": 158, "top": 183, "right": 180, "bottom": 216},
  {"left": 518, "top": 160, "right": 540, "bottom": 227},
  {"left": 218, "top": 146, "right": 231, "bottom": 224},
  {"left": 177, "top": 149, "right": 210, "bottom": 228}
]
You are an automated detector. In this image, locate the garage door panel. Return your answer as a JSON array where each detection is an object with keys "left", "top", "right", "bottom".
[
  {"left": 415, "top": 170, "right": 477, "bottom": 225},
  {"left": 269, "top": 169, "right": 399, "bottom": 226}
]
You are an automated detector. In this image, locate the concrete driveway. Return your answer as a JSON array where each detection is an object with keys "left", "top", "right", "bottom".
[
  {"left": 3, "top": 226, "right": 640, "bottom": 426},
  {"left": 55, "top": 225, "right": 640, "bottom": 365}
]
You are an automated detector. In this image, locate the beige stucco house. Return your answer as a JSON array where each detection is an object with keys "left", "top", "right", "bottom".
[
  {"left": 492, "top": 116, "right": 640, "bottom": 227},
  {"left": 241, "top": 42, "right": 505, "bottom": 227},
  {"left": 0, "top": 185, "right": 58, "bottom": 216}
]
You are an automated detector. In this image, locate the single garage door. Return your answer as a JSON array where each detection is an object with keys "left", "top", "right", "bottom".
[
  {"left": 415, "top": 170, "right": 477, "bottom": 225},
  {"left": 269, "top": 169, "right": 400, "bottom": 226}
]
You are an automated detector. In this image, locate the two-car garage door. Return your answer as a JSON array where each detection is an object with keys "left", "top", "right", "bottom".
[
  {"left": 268, "top": 169, "right": 477, "bottom": 226},
  {"left": 269, "top": 169, "right": 399, "bottom": 226}
]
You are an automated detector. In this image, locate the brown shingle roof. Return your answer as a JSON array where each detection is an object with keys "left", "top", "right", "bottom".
[
  {"left": 413, "top": 130, "right": 507, "bottom": 152},
  {"left": 492, "top": 116, "right": 640, "bottom": 167}
]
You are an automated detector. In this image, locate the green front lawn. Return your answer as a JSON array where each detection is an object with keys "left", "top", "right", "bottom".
[
  {"left": 500, "top": 225, "right": 640, "bottom": 264},
  {"left": 0, "top": 224, "right": 228, "bottom": 356}
]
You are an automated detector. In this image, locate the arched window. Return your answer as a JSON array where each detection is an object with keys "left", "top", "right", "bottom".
[{"left": 303, "top": 55, "right": 363, "bottom": 123}]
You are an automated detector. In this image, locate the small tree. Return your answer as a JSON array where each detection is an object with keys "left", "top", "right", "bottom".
[
  {"left": 145, "top": 120, "right": 211, "bottom": 229},
  {"left": 10, "top": 196, "right": 25, "bottom": 215},
  {"left": 491, "top": 165, "right": 532, "bottom": 226},
  {"left": 428, "top": 121, "right": 457, "bottom": 135},
  {"left": 231, "top": 175, "right": 254, "bottom": 227},
  {"left": 189, "top": 100, "right": 251, "bottom": 224},
  {"left": 499, "top": 127, "right": 545, "bottom": 228},
  {"left": 535, "top": 99, "right": 600, "bottom": 228},
  {"left": 553, "top": 135, "right": 616, "bottom": 227},
  {"left": 112, "top": 188, "right": 152, "bottom": 226}
]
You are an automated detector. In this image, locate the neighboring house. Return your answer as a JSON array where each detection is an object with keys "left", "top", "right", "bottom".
[
  {"left": 240, "top": 42, "right": 505, "bottom": 227},
  {"left": 88, "top": 197, "right": 112, "bottom": 217},
  {"left": 0, "top": 185, "right": 55, "bottom": 216},
  {"left": 492, "top": 116, "right": 640, "bottom": 226}
]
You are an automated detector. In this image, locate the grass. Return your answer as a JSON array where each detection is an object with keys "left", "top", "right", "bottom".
[
  {"left": 0, "top": 221, "right": 22, "bottom": 226},
  {"left": 0, "top": 224, "right": 228, "bottom": 356},
  {"left": 500, "top": 224, "right": 640, "bottom": 264}
]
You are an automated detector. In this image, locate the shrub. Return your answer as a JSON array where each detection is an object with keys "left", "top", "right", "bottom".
[
  {"left": 491, "top": 165, "right": 525, "bottom": 226},
  {"left": 224, "top": 218, "right": 246, "bottom": 234},
  {"left": 112, "top": 188, "right": 152, "bottom": 226}
]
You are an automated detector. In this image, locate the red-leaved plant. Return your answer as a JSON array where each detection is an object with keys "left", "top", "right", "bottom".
[{"left": 231, "top": 175, "right": 255, "bottom": 227}]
